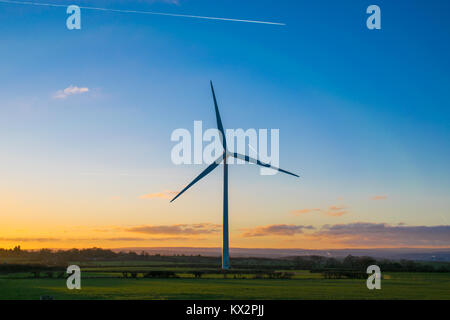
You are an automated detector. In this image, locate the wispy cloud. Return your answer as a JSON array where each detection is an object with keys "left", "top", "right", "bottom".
[
  {"left": 291, "top": 208, "right": 321, "bottom": 216},
  {"left": 156, "top": 0, "right": 180, "bottom": 4},
  {"left": 241, "top": 222, "right": 450, "bottom": 246},
  {"left": 0, "top": 237, "right": 58, "bottom": 242},
  {"left": 314, "top": 223, "right": 450, "bottom": 247},
  {"left": 325, "top": 205, "right": 348, "bottom": 217},
  {"left": 3, "top": 222, "right": 449, "bottom": 248},
  {"left": 0, "top": 236, "right": 194, "bottom": 242},
  {"left": 139, "top": 190, "right": 178, "bottom": 200},
  {"left": 371, "top": 195, "right": 388, "bottom": 200},
  {"left": 101, "top": 236, "right": 192, "bottom": 241},
  {"left": 291, "top": 205, "right": 348, "bottom": 217},
  {"left": 126, "top": 223, "right": 220, "bottom": 235},
  {"left": 242, "top": 224, "right": 315, "bottom": 237},
  {"left": 53, "top": 85, "right": 89, "bottom": 99}
]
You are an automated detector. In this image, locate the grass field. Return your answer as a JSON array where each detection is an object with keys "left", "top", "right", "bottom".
[{"left": 1, "top": 272, "right": 449, "bottom": 300}]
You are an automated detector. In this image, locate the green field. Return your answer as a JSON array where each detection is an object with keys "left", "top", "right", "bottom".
[
  {"left": 1, "top": 271, "right": 449, "bottom": 300},
  {"left": 1, "top": 253, "right": 449, "bottom": 300}
]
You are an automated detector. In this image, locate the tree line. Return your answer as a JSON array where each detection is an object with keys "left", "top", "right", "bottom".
[{"left": 1, "top": 246, "right": 449, "bottom": 273}]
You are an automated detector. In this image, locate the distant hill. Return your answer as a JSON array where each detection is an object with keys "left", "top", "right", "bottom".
[{"left": 111, "top": 247, "right": 450, "bottom": 261}]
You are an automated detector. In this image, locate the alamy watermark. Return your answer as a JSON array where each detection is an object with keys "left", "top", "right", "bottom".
[
  {"left": 171, "top": 121, "right": 280, "bottom": 176},
  {"left": 366, "top": 5, "right": 381, "bottom": 30},
  {"left": 66, "top": 5, "right": 81, "bottom": 30},
  {"left": 366, "top": 265, "right": 381, "bottom": 290},
  {"left": 66, "top": 265, "right": 81, "bottom": 290}
]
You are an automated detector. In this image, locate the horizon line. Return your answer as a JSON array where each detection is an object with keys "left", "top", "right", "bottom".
[{"left": 4, "top": 246, "right": 450, "bottom": 251}]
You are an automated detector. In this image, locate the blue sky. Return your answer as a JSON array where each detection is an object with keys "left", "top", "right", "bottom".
[{"left": 0, "top": 0, "right": 449, "bottom": 248}]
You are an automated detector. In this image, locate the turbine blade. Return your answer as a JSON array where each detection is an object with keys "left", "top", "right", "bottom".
[
  {"left": 210, "top": 81, "right": 227, "bottom": 150},
  {"left": 171, "top": 155, "right": 225, "bottom": 203},
  {"left": 230, "top": 152, "right": 299, "bottom": 178}
]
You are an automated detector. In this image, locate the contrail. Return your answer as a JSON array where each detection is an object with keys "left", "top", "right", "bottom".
[{"left": 0, "top": 0, "right": 286, "bottom": 26}]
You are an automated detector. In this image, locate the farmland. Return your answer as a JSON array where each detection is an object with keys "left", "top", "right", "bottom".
[
  {"left": 1, "top": 264, "right": 449, "bottom": 300},
  {"left": 1, "top": 272, "right": 449, "bottom": 300},
  {"left": 1, "top": 248, "right": 449, "bottom": 300}
]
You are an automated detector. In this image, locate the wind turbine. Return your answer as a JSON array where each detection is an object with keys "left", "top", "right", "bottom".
[{"left": 171, "top": 81, "right": 299, "bottom": 269}]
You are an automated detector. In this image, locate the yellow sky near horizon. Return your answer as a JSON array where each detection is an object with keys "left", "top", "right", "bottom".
[
  {"left": 1, "top": 168, "right": 449, "bottom": 250},
  {"left": 2, "top": 219, "right": 449, "bottom": 251}
]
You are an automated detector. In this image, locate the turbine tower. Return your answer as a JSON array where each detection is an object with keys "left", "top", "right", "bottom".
[{"left": 171, "top": 81, "right": 299, "bottom": 269}]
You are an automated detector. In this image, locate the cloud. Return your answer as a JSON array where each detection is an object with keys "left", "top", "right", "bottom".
[
  {"left": 134, "top": 0, "right": 180, "bottom": 4},
  {"left": 159, "top": 0, "right": 180, "bottom": 4},
  {"left": 242, "top": 224, "right": 315, "bottom": 237},
  {"left": 3, "top": 222, "right": 449, "bottom": 248},
  {"left": 371, "top": 195, "right": 388, "bottom": 200},
  {"left": 291, "top": 205, "right": 348, "bottom": 217},
  {"left": 140, "top": 190, "right": 178, "bottom": 200},
  {"left": 0, "top": 236, "right": 194, "bottom": 242},
  {"left": 53, "top": 85, "right": 89, "bottom": 99},
  {"left": 291, "top": 208, "right": 321, "bottom": 216},
  {"left": 0, "top": 237, "right": 59, "bottom": 242},
  {"left": 126, "top": 223, "right": 220, "bottom": 235},
  {"left": 100, "top": 236, "right": 192, "bottom": 241},
  {"left": 326, "top": 205, "right": 348, "bottom": 217},
  {"left": 314, "top": 223, "right": 450, "bottom": 247}
]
